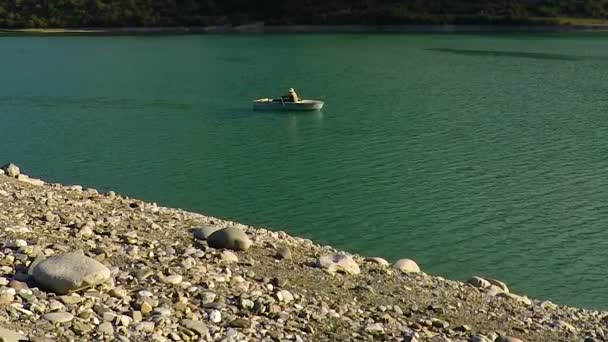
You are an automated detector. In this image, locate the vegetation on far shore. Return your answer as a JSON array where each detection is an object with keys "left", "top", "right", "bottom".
[{"left": 2, "top": 0, "right": 608, "bottom": 28}]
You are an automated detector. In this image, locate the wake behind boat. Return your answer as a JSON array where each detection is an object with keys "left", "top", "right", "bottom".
[{"left": 253, "top": 88, "right": 324, "bottom": 111}]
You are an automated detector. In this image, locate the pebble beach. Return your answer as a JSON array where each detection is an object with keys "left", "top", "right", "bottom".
[{"left": 0, "top": 163, "right": 604, "bottom": 342}]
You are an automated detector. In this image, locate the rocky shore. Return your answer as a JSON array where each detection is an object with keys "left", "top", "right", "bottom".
[
  {"left": 0, "top": 163, "right": 604, "bottom": 341},
  {"left": 3, "top": 23, "right": 608, "bottom": 35}
]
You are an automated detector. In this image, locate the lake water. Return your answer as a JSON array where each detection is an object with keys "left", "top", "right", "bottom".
[{"left": 2, "top": 32, "right": 608, "bottom": 309}]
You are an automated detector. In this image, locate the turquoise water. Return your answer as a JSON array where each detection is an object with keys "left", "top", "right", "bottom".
[{"left": 2, "top": 33, "right": 608, "bottom": 309}]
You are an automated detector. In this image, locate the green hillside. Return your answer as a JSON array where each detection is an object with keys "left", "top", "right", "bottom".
[{"left": 2, "top": 0, "right": 608, "bottom": 28}]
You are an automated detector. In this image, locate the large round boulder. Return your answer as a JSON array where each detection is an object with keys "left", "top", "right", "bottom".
[
  {"left": 1, "top": 163, "right": 20, "bottom": 178},
  {"left": 193, "top": 226, "right": 223, "bottom": 241},
  {"left": 487, "top": 278, "right": 509, "bottom": 293},
  {"left": 496, "top": 292, "right": 531, "bottom": 306},
  {"left": 364, "top": 257, "right": 389, "bottom": 267},
  {"left": 207, "top": 227, "right": 252, "bottom": 251},
  {"left": 32, "top": 251, "right": 111, "bottom": 294},
  {"left": 467, "top": 276, "right": 491, "bottom": 289},
  {"left": 316, "top": 254, "right": 360, "bottom": 275},
  {"left": 393, "top": 259, "right": 420, "bottom": 273}
]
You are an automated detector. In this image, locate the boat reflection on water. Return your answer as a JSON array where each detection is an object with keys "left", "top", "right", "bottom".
[{"left": 284, "top": 109, "right": 324, "bottom": 136}]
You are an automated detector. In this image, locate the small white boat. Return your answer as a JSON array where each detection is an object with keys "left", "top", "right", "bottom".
[{"left": 253, "top": 98, "right": 324, "bottom": 111}]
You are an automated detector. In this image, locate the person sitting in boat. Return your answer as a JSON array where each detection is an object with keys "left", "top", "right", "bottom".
[{"left": 286, "top": 88, "right": 300, "bottom": 102}]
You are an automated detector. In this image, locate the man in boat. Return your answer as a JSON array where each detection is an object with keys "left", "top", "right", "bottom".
[{"left": 286, "top": 88, "right": 300, "bottom": 102}]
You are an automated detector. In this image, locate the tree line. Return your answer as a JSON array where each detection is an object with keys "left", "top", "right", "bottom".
[{"left": 1, "top": 0, "right": 608, "bottom": 28}]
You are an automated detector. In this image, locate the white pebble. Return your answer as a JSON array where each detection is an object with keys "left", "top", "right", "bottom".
[
  {"left": 162, "top": 274, "right": 183, "bottom": 285},
  {"left": 209, "top": 310, "right": 221, "bottom": 323},
  {"left": 138, "top": 290, "right": 153, "bottom": 298}
]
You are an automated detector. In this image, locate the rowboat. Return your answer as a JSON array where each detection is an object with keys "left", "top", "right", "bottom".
[{"left": 253, "top": 98, "right": 324, "bottom": 111}]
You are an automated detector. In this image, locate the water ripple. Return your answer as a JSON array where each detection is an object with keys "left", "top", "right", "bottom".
[{"left": 3, "top": 33, "right": 608, "bottom": 309}]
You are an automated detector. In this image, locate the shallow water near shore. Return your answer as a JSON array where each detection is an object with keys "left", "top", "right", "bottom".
[{"left": 2, "top": 32, "right": 608, "bottom": 309}]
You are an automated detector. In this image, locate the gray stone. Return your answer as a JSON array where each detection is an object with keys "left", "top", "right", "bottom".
[
  {"left": 132, "top": 310, "right": 143, "bottom": 323},
  {"left": 29, "top": 338, "right": 54, "bottom": 342},
  {"left": 497, "top": 292, "right": 531, "bottom": 306},
  {"left": 99, "top": 322, "right": 114, "bottom": 335},
  {"left": 317, "top": 254, "right": 360, "bottom": 275},
  {"left": 43, "top": 212, "right": 59, "bottom": 222},
  {"left": 28, "top": 255, "right": 45, "bottom": 276},
  {"left": 486, "top": 285, "right": 505, "bottom": 296},
  {"left": 181, "top": 257, "right": 195, "bottom": 269},
  {"left": 364, "top": 257, "right": 389, "bottom": 267},
  {"left": 229, "top": 318, "right": 251, "bottom": 329},
  {"left": 276, "top": 290, "right": 294, "bottom": 303},
  {"left": 134, "top": 321, "right": 155, "bottom": 333},
  {"left": 8, "top": 280, "right": 28, "bottom": 291},
  {"left": 540, "top": 300, "right": 557, "bottom": 310},
  {"left": 267, "top": 330, "right": 282, "bottom": 340},
  {"left": 103, "top": 312, "right": 118, "bottom": 322},
  {"left": 203, "top": 302, "right": 224, "bottom": 310},
  {"left": 220, "top": 250, "right": 239, "bottom": 263},
  {"left": 0, "top": 292, "right": 14, "bottom": 305},
  {"left": 48, "top": 300, "right": 65, "bottom": 312},
  {"left": 58, "top": 294, "right": 82, "bottom": 305},
  {"left": 0, "top": 327, "right": 27, "bottom": 342},
  {"left": 467, "top": 276, "right": 491, "bottom": 289},
  {"left": 162, "top": 274, "right": 183, "bottom": 285},
  {"left": 32, "top": 251, "right": 111, "bottom": 294},
  {"left": 365, "top": 323, "right": 384, "bottom": 335},
  {"left": 182, "top": 319, "right": 209, "bottom": 336},
  {"left": 275, "top": 246, "right": 292, "bottom": 260},
  {"left": 66, "top": 185, "right": 83, "bottom": 191},
  {"left": 16, "top": 174, "right": 44, "bottom": 186},
  {"left": 152, "top": 307, "right": 172, "bottom": 318},
  {"left": 42, "top": 312, "right": 74, "bottom": 323},
  {"left": 2, "top": 163, "right": 20, "bottom": 177},
  {"left": 77, "top": 226, "right": 94, "bottom": 237},
  {"left": 193, "top": 226, "right": 223, "bottom": 240},
  {"left": 431, "top": 318, "right": 449, "bottom": 328},
  {"left": 200, "top": 292, "right": 216, "bottom": 304},
  {"left": 109, "top": 287, "right": 127, "bottom": 298},
  {"left": 495, "top": 337, "right": 524, "bottom": 342},
  {"left": 209, "top": 310, "right": 221, "bottom": 323},
  {"left": 403, "top": 335, "right": 419, "bottom": 342},
  {"left": 240, "top": 299, "right": 254, "bottom": 310},
  {"left": 74, "top": 314, "right": 94, "bottom": 328},
  {"left": 487, "top": 278, "right": 509, "bottom": 292},
  {"left": 5, "top": 239, "right": 27, "bottom": 249},
  {"left": 469, "top": 336, "right": 492, "bottom": 342},
  {"left": 393, "top": 305, "right": 403, "bottom": 315},
  {"left": 207, "top": 227, "right": 252, "bottom": 251},
  {"left": 455, "top": 325, "right": 471, "bottom": 332},
  {"left": 487, "top": 334, "right": 500, "bottom": 341},
  {"left": 393, "top": 259, "right": 420, "bottom": 273}
]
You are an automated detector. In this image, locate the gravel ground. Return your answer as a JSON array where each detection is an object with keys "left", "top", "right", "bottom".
[{"left": 0, "top": 164, "right": 603, "bottom": 342}]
